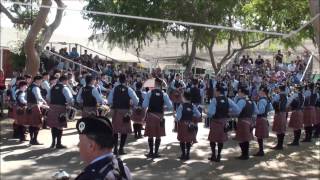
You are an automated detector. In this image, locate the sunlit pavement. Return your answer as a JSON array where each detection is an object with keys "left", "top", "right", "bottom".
[{"left": 1, "top": 112, "right": 319, "bottom": 180}]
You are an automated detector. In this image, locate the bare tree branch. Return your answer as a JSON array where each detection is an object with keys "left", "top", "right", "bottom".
[{"left": 0, "top": 3, "right": 33, "bottom": 25}]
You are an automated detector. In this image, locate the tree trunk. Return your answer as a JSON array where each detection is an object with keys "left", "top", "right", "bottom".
[
  {"left": 184, "top": 38, "right": 197, "bottom": 77},
  {"left": 309, "top": 0, "right": 320, "bottom": 58},
  {"left": 38, "top": 0, "right": 66, "bottom": 51},
  {"left": 24, "top": 0, "right": 52, "bottom": 76},
  {"left": 208, "top": 46, "right": 218, "bottom": 74}
]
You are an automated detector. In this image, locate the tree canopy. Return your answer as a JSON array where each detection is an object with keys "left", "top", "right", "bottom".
[{"left": 84, "top": 0, "right": 315, "bottom": 75}]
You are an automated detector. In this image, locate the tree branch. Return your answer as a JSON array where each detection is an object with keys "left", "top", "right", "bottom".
[
  {"left": 38, "top": 0, "right": 66, "bottom": 51},
  {"left": 0, "top": 3, "right": 33, "bottom": 25}
]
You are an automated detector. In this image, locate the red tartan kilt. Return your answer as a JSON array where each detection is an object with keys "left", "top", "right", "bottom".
[
  {"left": 47, "top": 104, "right": 67, "bottom": 129},
  {"left": 235, "top": 118, "right": 253, "bottom": 142},
  {"left": 111, "top": 109, "right": 132, "bottom": 134},
  {"left": 208, "top": 119, "right": 228, "bottom": 143},
  {"left": 131, "top": 108, "right": 146, "bottom": 124},
  {"left": 315, "top": 107, "right": 320, "bottom": 124},
  {"left": 11, "top": 106, "right": 17, "bottom": 120},
  {"left": 303, "top": 107, "right": 316, "bottom": 126},
  {"left": 15, "top": 107, "right": 27, "bottom": 125},
  {"left": 144, "top": 112, "right": 165, "bottom": 137},
  {"left": 192, "top": 116, "right": 202, "bottom": 123},
  {"left": 288, "top": 111, "right": 303, "bottom": 130},
  {"left": 255, "top": 117, "right": 269, "bottom": 139},
  {"left": 272, "top": 112, "right": 287, "bottom": 134},
  {"left": 82, "top": 107, "right": 97, "bottom": 118},
  {"left": 25, "top": 105, "right": 42, "bottom": 127},
  {"left": 170, "top": 90, "right": 182, "bottom": 103},
  {"left": 177, "top": 121, "right": 197, "bottom": 142}
]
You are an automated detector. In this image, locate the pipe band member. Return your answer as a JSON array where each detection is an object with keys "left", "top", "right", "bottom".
[
  {"left": 15, "top": 81, "right": 28, "bottom": 142},
  {"left": 143, "top": 77, "right": 173, "bottom": 158},
  {"left": 287, "top": 84, "right": 304, "bottom": 146},
  {"left": 254, "top": 85, "right": 273, "bottom": 156},
  {"left": 175, "top": 91, "right": 201, "bottom": 160},
  {"left": 26, "top": 75, "right": 47, "bottom": 145},
  {"left": 235, "top": 85, "right": 258, "bottom": 160},
  {"left": 47, "top": 75, "right": 74, "bottom": 149},
  {"left": 132, "top": 81, "right": 147, "bottom": 139},
  {"left": 75, "top": 116, "right": 132, "bottom": 180},
  {"left": 313, "top": 82, "right": 320, "bottom": 138},
  {"left": 302, "top": 82, "right": 318, "bottom": 142},
  {"left": 207, "top": 82, "right": 240, "bottom": 162},
  {"left": 271, "top": 84, "right": 288, "bottom": 150},
  {"left": 77, "top": 75, "right": 107, "bottom": 118},
  {"left": 107, "top": 73, "right": 139, "bottom": 156}
]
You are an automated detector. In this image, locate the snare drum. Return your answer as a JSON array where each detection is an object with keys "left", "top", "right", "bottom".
[
  {"left": 66, "top": 106, "right": 77, "bottom": 121},
  {"left": 97, "top": 105, "right": 110, "bottom": 117}
]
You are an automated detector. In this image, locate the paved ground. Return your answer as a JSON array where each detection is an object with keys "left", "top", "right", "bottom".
[{"left": 0, "top": 112, "right": 319, "bottom": 180}]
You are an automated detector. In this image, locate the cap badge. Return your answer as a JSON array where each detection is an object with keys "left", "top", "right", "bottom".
[{"left": 79, "top": 122, "right": 86, "bottom": 133}]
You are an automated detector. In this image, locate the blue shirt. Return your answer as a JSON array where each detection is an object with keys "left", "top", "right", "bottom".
[
  {"left": 207, "top": 96, "right": 240, "bottom": 118},
  {"left": 142, "top": 89, "right": 173, "bottom": 111},
  {"left": 107, "top": 84, "right": 139, "bottom": 106},
  {"left": 175, "top": 103, "right": 201, "bottom": 121}
]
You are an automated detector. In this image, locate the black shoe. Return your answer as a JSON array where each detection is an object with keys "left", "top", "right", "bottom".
[
  {"left": 145, "top": 152, "right": 153, "bottom": 158},
  {"left": 179, "top": 154, "right": 186, "bottom": 160},
  {"left": 50, "top": 143, "right": 55, "bottom": 148},
  {"left": 208, "top": 156, "right": 216, "bottom": 161},
  {"left": 288, "top": 142, "right": 299, "bottom": 146},
  {"left": 301, "top": 139, "right": 311, "bottom": 143},
  {"left": 214, "top": 155, "right": 221, "bottom": 162},
  {"left": 56, "top": 144, "right": 67, "bottom": 149},
  {"left": 31, "top": 140, "right": 43, "bottom": 145},
  {"left": 236, "top": 155, "right": 249, "bottom": 160},
  {"left": 153, "top": 153, "right": 161, "bottom": 158},
  {"left": 118, "top": 149, "right": 126, "bottom": 155},
  {"left": 185, "top": 155, "right": 190, "bottom": 160},
  {"left": 253, "top": 151, "right": 264, "bottom": 157},
  {"left": 270, "top": 146, "right": 283, "bottom": 150}
]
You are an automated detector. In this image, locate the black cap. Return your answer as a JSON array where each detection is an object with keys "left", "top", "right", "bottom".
[
  {"left": 33, "top": 75, "right": 43, "bottom": 81},
  {"left": 76, "top": 116, "right": 113, "bottom": 136}
]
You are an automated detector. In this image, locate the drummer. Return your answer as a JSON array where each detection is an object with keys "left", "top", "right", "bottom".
[
  {"left": 132, "top": 81, "right": 147, "bottom": 139},
  {"left": 175, "top": 91, "right": 201, "bottom": 160},
  {"left": 143, "top": 77, "right": 173, "bottom": 158},
  {"left": 207, "top": 82, "right": 240, "bottom": 162},
  {"left": 47, "top": 75, "right": 74, "bottom": 149},
  {"left": 76, "top": 75, "right": 107, "bottom": 117},
  {"left": 15, "top": 81, "right": 28, "bottom": 142},
  {"left": 26, "top": 75, "right": 47, "bottom": 145}
]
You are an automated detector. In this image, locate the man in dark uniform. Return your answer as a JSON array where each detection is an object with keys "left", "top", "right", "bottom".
[
  {"left": 271, "top": 84, "right": 288, "bottom": 150},
  {"left": 75, "top": 116, "right": 132, "bottom": 180},
  {"left": 26, "top": 75, "right": 47, "bottom": 145},
  {"left": 143, "top": 77, "right": 173, "bottom": 158},
  {"left": 302, "top": 82, "right": 317, "bottom": 142},
  {"left": 77, "top": 75, "right": 107, "bottom": 118},
  {"left": 287, "top": 85, "right": 304, "bottom": 146},
  {"left": 235, "top": 85, "right": 258, "bottom": 160},
  {"left": 207, "top": 82, "right": 239, "bottom": 162},
  {"left": 107, "top": 73, "right": 139, "bottom": 155},
  {"left": 15, "top": 81, "right": 28, "bottom": 142},
  {"left": 47, "top": 75, "right": 74, "bottom": 149}
]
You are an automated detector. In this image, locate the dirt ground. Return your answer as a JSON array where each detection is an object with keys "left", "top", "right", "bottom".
[{"left": 0, "top": 113, "right": 319, "bottom": 180}]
